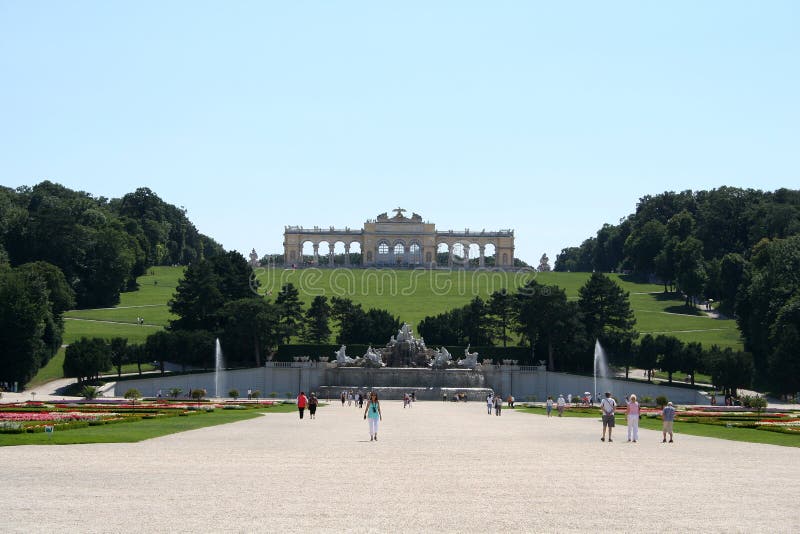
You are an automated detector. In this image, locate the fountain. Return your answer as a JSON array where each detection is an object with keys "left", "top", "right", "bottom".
[
  {"left": 593, "top": 339, "right": 610, "bottom": 402},
  {"left": 214, "top": 338, "right": 225, "bottom": 398}
]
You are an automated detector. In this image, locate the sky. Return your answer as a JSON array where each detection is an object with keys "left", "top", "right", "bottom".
[{"left": 1, "top": 1, "right": 798, "bottom": 264}]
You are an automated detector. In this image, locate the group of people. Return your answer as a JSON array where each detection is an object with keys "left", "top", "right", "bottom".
[
  {"left": 599, "top": 392, "right": 676, "bottom": 443},
  {"left": 486, "top": 393, "right": 504, "bottom": 416},
  {"left": 340, "top": 390, "right": 366, "bottom": 408},
  {"left": 545, "top": 395, "right": 567, "bottom": 417},
  {"left": 295, "top": 391, "right": 319, "bottom": 419},
  {"left": 403, "top": 392, "right": 415, "bottom": 408}
]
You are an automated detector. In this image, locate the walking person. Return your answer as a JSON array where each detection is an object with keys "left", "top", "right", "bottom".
[
  {"left": 486, "top": 393, "right": 494, "bottom": 415},
  {"left": 308, "top": 392, "right": 318, "bottom": 419},
  {"left": 297, "top": 391, "right": 308, "bottom": 420},
  {"left": 556, "top": 394, "right": 566, "bottom": 417},
  {"left": 546, "top": 396, "right": 554, "bottom": 417},
  {"left": 662, "top": 401, "right": 676, "bottom": 443},
  {"left": 340, "top": 391, "right": 346, "bottom": 407},
  {"left": 364, "top": 391, "right": 382, "bottom": 441},
  {"left": 626, "top": 394, "right": 640, "bottom": 442},
  {"left": 494, "top": 393, "right": 502, "bottom": 416},
  {"left": 600, "top": 391, "right": 617, "bottom": 442}
]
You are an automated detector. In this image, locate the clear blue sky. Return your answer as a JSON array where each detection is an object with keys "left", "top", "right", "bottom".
[{"left": 1, "top": 1, "right": 798, "bottom": 264}]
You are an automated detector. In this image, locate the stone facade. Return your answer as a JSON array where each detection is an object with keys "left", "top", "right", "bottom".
[{"left": 283, "top": 208, "right": 515, "bottom": 267}]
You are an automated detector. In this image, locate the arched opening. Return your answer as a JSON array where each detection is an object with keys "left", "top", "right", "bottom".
[
  {"left": 436, "top": 243, "right": 450, "bottom": 267},
  {"left": 348, "top": 241, "right": 362, "bottom": 266},
  {"left": 301, "top": 240, "right": 315, "bottom": 266},
  {"left": 484, "top": 243, "right": 497, "bottom": 267},
  {"left": 409, "top": 241, "right": 422, "bottom": 265},
  {"left": 332, "top": 241, "right": 347, "bottom": 266},
  {"left": 317, "top": 241, "right": 331, "bottom": 266}
]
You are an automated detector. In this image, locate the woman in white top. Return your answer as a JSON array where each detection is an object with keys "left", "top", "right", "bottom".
[{"left": 626, "top": 394, "right": 640, "bottom": 442}]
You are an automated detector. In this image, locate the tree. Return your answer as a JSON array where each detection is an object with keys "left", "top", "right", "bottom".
[
  {"left": 655, "top": 335, "right": 683, "bottom": 384},
  {"left": 275, "top": 283, "right": 304, "bottom": 344},
  {"left": 124, "top": 388, "right": 141, "bottom": 405},
  {"left": 461, "top": 297, "right": 492, "bottom": 346},
  {"left": 513, "top": 280, "right": 583, "bottom": 371},
  {"left": 768, "top": 295, "right": 800, "bottom": 394},
  {"left": 302, "top": 296, "right": 332, "bottom": 344},
  {"left": 109, "top": 337, "right": 129, "bottom": 378},
  {"left": 682, "top": 342, "right": 703, "bottom": 386},
  {"left": 219, "top": 298, "right": 280, "bottom": 367},
  {"left": 623, "top": 220, "right": 665, "bottom": 274},
  {"left": 636, "top": 335, "right": 658, "bottom": 382},
  {"left": 0, "top": 269, "right": 54, "bottom": 386},
  {"left": 63, "top": 338, "right": 111, "bottom": 383},
  {"left": 488, "top": 289, "right": 514, "bottom": 349},
  {"left": 707, "top": 347, "right": 753, "bottom": 397},
  {"left": 169, "top": 260, "right": 224, "bottom": 331},
  {"left": 674, "top": 237, "right": 707, "bottom": 306},
  {"left": 577, "top": 273, "right": 637, "bottom": 357},
  {"left": 364, "top": 308, "right": 402, "bottom": 345}
]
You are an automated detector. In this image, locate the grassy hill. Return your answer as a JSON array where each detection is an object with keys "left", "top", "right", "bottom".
[
  {"left": 30, "top": 266, "right": 741, "bottom": 386},
  {"left": 60, "top": 266, "right": 742, "bottom": 349}
]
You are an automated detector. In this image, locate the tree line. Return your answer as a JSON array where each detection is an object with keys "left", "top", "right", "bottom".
[
  {"left": 0, "top": 181, "right": 223, "bottom": 308},
  {"left": 65, "top": 251, "right": 404, "bottom": 379},
  {"left": 553, "top": 187, "right": 800, "bottom": 394},
  {"left": 418, "top": 273, "right": 755, "bottom": 395}
]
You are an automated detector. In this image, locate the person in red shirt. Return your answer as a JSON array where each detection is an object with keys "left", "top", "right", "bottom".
[{"left": 297, "top": 391, "right": 308, "bottom": 419}]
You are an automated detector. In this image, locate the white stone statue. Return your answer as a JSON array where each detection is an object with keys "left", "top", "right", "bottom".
[
  {"left": 431, "top": 347, "right": 452, "bottom": 369},
  {"left": 334, "top": 345, "right": 355, "bottom": 366},
  {"left": 457, "top": 344, "right": 480, "bottom": 369},
  {"left": 362, "top": 346, "right": 384, "bottom": 368}
]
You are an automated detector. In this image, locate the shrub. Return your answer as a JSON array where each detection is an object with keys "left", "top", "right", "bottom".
[
  {"left": 169, "top": 388, "right": 183, "bottom": 399},
  {"left": 251, "top": 390, "right": 261, "bottom": 399},
  {"left": 81, "top": 385, "right": 99, "bottom": 399},
  {"left": 641, "top": 396, "right": 653, "bottom": 405},
  {"left": 124, "top": 389, "right": 141, "bottom": 405},
  {"left": 285, "top": 392, "right": 293, "bottom": 399},
  {"left": 269, "top": 392, "right": 277, "bottom": 398},
  {"left": 229, "top": 389, "right": 239, "bottom": 400},
  {"left": 743, "top": 395, "right": 768, "bottom": 413},
  {"left": 655, "top": 395, "right": 668, "bottom": 407},
  {"left": 191, "top": 389, "right": 206, "bottom": 401}
]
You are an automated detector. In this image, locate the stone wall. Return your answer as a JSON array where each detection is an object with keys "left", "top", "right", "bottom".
[{"left": 111, "top": 364, "right": 709, "bottom": 405}]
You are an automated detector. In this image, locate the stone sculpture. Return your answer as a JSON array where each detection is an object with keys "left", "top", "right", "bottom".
[
  {"left": 362, "top": 346, "right": 385, "bottom": 368},
  {"left": 457, "top": 344, "right": 480, "bottom": 369},
  {"left": 334, "top": 345, "right": 355, "bottom": 366},
  {"left": 430, "top": 347, "right": 453, "bottom": 369}
]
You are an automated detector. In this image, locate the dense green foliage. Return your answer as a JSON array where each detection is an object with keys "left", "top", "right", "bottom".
[
  {"left": 63, "top": 337, "right": 112, "bottom": 383},
  {"left": 0, "top": 182, "right": 222, "bottom": 308},
  {"left": 555, "top": 187, "right": 800, "bottom": 393},
  {"left": 419, "top": 273, "right": 636, "bottom": 373},
  {"left": 0, "top": 260, "right": 74, "bottom": 387}
]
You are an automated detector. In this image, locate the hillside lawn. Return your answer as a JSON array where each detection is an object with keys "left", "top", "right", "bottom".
[{"left": 43, "top": 266, "right": 742, "bottom": 386}]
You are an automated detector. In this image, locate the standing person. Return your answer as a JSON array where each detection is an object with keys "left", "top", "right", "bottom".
[
  {"left": 340, "top": 391, "right": 346, "bottom": 407},
  {"left": 494, "top": 393, "right": 502, "bottom": 416},
  {"left": 347, "top": 390, "right": 353, "bottom": 407},
  {"left": 662, "top": 401, "right": 676, "bottom": 443},
  {"left": 364, "top": 392, "right": 382, "bottom": 441},
  {"left": 411, "top": 391, "right": 416, "bottom": 403},
  {"left": 486, "top": 393, "right": 494, "bottom": 415},
  {"left": 600, "top": 392, "right": 617, "bottom": 442},
  {"left": 546, "top": 396, "right": 554, "bottom": 417},
  {"left": 626, "top": 394, "right": 640, "bottom": 442},
  {"left": 308, "top": 393, "right": 318, "bottom": 419},
  {"left": 557, "top": 394, "right": 566, "bottom": 417},
  {"left": 403, "top": 393, "right": 409, "bottom": 408},
  {"left": 297, "top": 391, "right": 308, "bottom": 420}
]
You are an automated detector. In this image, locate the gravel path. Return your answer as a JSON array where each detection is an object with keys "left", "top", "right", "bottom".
[{"left": 3, "top": 401, "right": 798, "bottom": 533}]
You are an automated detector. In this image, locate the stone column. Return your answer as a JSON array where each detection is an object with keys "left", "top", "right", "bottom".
[
  {"left": 329, "top": 248, "right": 335, "bottom": 266},
  {"left": 448, "top": 244, "right": 453, "bottom": 268},
  {"left": 479, "top": 245, "right": 485, "bottom": 267},
  {"left": 344, "top": 244, "right": 350, "bottom": 266},
  {"left": 312, "top": 243, "right": 319, "bottom": 265}
]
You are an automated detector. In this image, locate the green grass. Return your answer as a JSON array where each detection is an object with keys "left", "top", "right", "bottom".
[
  {"left": 515, "top": 406, "right": 800, "bottom": 448},
  {"left": 0, "top": 403, "right": 298, "bottom": 446}
]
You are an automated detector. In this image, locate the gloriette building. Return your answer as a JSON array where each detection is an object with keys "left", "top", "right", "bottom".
[{"left": 283, "top": 208, "right": 515, "bottom": 268}]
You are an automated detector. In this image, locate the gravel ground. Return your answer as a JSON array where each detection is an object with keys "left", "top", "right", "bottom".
[{"left": 3, "top": 401, "right": 799, "bottom": 533}]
